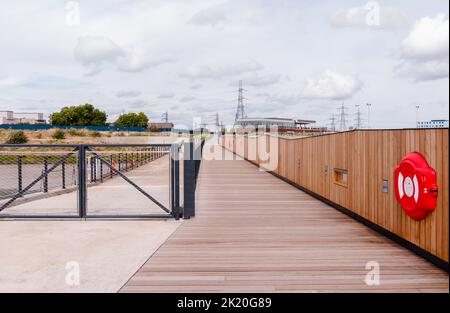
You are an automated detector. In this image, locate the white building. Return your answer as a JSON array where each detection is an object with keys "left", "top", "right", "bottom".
[
  {"left": 0, "top": 110, "right": 46, "bottom": 124},
  {"left": 417, "top": 120, "right": 449, "bottom": 129},
  {"left": 0, "top": 110, "right": 14, "bottom": 124},
  {"left": 234, "top": 117, "right": 315, "bottom": 129}
]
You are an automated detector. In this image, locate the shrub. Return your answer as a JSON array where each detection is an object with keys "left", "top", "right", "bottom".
[
  {"left": 52, "top": 129, "right": 66, "bottom": 140},
  {"left": 35, "top": 132, "right": 43, "bottom": 139},
  {"left": 68, "top": 128, "right": 85, "bottom": 136},
  {"left": 6, "top": 131, "right": 28, "bottom": 144},
  {"left": 90, "top": 131, "right": 102, "bottom": 138}
]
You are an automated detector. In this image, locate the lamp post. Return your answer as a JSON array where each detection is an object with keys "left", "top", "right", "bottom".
[
  {"left": 366, "top": 103, "right": 372, "bottom": 129},
  {"left": 415, "top": 105, "right": 420, "bottom": 128}
]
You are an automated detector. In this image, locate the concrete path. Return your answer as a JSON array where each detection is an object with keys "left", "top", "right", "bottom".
[
  {"left": 0, "top": 149, "right": 181, "bottom": 292},
  {"left": 0, "top": 220, "right": 181, "bottom": 292}
]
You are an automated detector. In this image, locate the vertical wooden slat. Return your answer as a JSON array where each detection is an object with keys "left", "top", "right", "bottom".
[{"left": 224, "top": 129, "right": 448, "bottom": 262}]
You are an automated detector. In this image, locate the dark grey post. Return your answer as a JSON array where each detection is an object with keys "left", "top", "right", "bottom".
[
  {"left": 183, "top": 141, "right": 195, "bottom": 219},
  {"left": 170, "top": 144, "right": 181, "bottom": 220},
  {"left": 93, "top": 156, "right": 97, "bottom": 182},
  {"left": 99, "top": 157, "right": 103, "bottom": 182},
  {"left": 170, "top": 147, "right": 175, "bottom": 214},
  {"left": 118, "top": 153, "right": 121, "bottom": 171},
  {"left": 78, "top": 145, "right": 87, "bottom": 218},
  {"left": 43, "top": 156, "right": 48, "bottom": 192},
  {"left": 174, "top": 145, "right": 180, "bottom": 220},
  {"left": 61, "top": 159, "right": 66, "bottom": 189},
  {"left": 110, "top": 155, "right": 113, "bottom": 178},
  {"left": 18, "top": 155, "right": 23, "bottom": 194},
  {"left": 90, "top": 156, "right": 94, "bottom": 183}
]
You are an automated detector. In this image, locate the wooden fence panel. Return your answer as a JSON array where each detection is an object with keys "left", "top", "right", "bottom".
[{"left": 222, "top": 129, "right": 449, "bottom": 262}]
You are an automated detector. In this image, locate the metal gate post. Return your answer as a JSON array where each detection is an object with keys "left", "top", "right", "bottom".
[
  {"left": 43, "top": 156, "right": 48, "bottom": 193},
  {"left": 171, "top": 144, "right": 181, "bottom": 220},
  {"left": 183, "top": 141, "right": 195, "bottom": 219},
  {"left": 18, "top": 155, "right": 23, "bottom": 194},
  {"left": 78, "top": 145, "right": 87, "bottom": 218},
  {"left": 62, "top": 159, "right": 66, "bottom": 189}
]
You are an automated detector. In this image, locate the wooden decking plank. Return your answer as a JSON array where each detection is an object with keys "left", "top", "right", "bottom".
[{"left": 121, "top": 146, "right": 448, "bottom": 293}]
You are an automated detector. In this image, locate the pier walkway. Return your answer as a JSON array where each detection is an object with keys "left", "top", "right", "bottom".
[{"left": 121, "top": 146, "right": 448, "bottom": 292}]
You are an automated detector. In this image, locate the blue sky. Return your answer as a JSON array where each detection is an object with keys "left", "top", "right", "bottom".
[{"left": 0, "top": 0, "right": 448, "bottom": 129}]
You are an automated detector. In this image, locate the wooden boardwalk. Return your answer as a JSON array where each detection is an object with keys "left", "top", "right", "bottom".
[{"left": 121, "top": 147, "right": 449, "bottom": 292}]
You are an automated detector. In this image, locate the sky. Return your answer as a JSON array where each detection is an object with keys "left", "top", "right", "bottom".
[{"left": 0, "top": 0, "right": 448, "bottom": 129}]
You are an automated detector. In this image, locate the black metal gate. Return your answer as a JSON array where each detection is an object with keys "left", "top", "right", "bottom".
[{"left": 0, "top": 142, "right": 202, "bottom": 220}]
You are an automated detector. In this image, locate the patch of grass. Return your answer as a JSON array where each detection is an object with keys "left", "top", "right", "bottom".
[
  {"left": 68, "top": 128, "right": 86, "bottom": 136},
  {"left": 90, "top": 131, "right": 102, "bottom": 138},
  {"left": 52, "top": 129, "right": 66, "bottom": 140},
  {"left": 5, "top": 131, "right": 28, "bottom": 144}
]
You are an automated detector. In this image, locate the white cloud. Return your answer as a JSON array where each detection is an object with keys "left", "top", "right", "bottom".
[
  {"left": 396, "top": 59, "right": 449, "bottom": 82},
  {"left": 234, "top": 74, "right": 281, "bottom": 87},
  {"left": 0, "top": 77, "right": 23, "bottom": 88},
  {"left": 331, "top": 2, "right": 407, "bottom": 29},
  {"left": 401, "top": 14, "right": 449, "bottom": 60},
  {"left": 180, "top": 96, "right": 196, "bottom": 102},
  {"left": 74, "top": 36, "right": 124, "bottom": 73},
  {"left": 189, "top": 6, "right": 229, "bottom": 27},
  {"left": 398, "top": 14, "right": 449, "bottom": 81},
  {"left": 118, "top": 48, "right": 173, "bottom": 72},
  {"left": 116, "top": 90, "right": 142, "bottom": 98},
  {"left": 190, "top": 84, "right": 202, "bottom": 90},
  {"left": 179, "top": 61, "right": 263, "bottom": 80},
  {"left": 302, "top": 70, "right": 362, "bottom": 100},
  {"left": 74, "top": 37, "right": 171, "bottom": 75},
  {"left": 127, "top": 99, "right": 148, "bottom": 109},
  {"left": 257, "top": 92, "right": 301, "bottom": 106},
  {"left": 158, "top": 92, "right": 175, "bottom": 99}
]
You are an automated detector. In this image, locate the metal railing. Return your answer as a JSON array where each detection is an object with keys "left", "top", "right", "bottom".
[{"left": 0, "top": 141, "right": 205, "bottom": 220}]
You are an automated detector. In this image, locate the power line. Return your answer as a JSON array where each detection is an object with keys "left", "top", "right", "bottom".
[
  {"left": 337, "top": 103, "right": 349, "bottom": 131},
  {"left": 161, "top": 111, "right": 169, "bottom": 122},
  {"left": 354, "top": 104, "right": 363, "bottom": 129},
  {"left": 234, "top": 80, "right": 247, "bottom": 122},
  {"left": 214, "top": 112, "right": 220, "bottom": 127},
  {"left": 328, "top": 114, "right": 336, "bottom": 131}
]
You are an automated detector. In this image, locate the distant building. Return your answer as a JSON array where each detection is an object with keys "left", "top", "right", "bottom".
[
  {"left": 417, "top": 120, "right": 449, "bottom": 129},
  {"left": 0, "top": 111, "right": 14, "bottom": 124},
  {"left": 0, "top": 110, "right": 46, "bottom": 125},
  {"left": 234, "top": 117, "right": 315, "bottom": 129},
  {"left": 148, "top": 122, "right": 174, "bottom": 132},
  {"left": 233, "top": 117, "right": 328, "bottom": 135}
]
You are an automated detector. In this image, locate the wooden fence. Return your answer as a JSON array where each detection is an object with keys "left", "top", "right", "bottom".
[{"left": 222, "top": 129, "right": 449, "bottom": 263}]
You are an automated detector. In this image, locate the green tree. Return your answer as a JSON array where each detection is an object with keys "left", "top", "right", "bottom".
[
  {"left": 114, "top": 112, "right": 149, "bottom": 128},
  {"left": 49, "top": 103, "right": 107, "bottom": 126}
]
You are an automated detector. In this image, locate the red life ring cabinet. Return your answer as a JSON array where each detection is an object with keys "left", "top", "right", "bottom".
[{"left": 394, "top": 152, "right": 438, "bottom": 220}]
